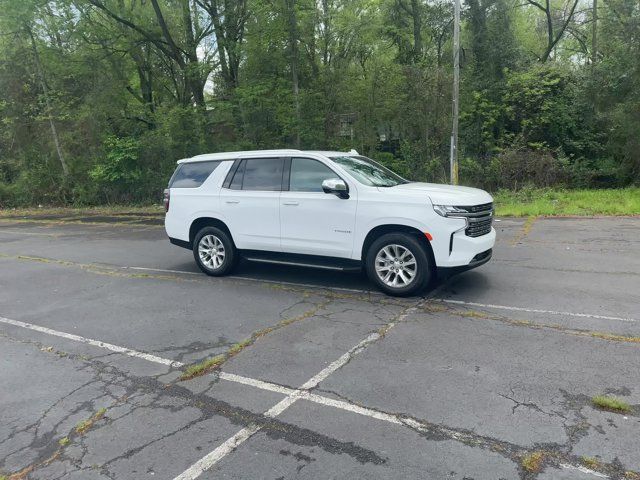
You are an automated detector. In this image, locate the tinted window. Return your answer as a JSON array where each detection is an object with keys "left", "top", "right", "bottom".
[
  {"left": 289, "top": 158, "right": 337, "bottom": 192},
  {"left": 229, "top": 160, "right": 245, "bottom": 190},
  {"left": 241, "top": 158, "right": 284, "bottom": 191},
  {"left": 169, "top": 161, "right": 221, "bottom": 188}
]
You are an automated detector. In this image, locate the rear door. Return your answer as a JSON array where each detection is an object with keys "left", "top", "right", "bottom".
[
  {"left": 280, "top": 157, "right": 357, "bottom": 258},
  {"left": 219, "top": 157, "right": 284, "bottom": 252}
]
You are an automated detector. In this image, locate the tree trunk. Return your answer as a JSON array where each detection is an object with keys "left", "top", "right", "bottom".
[
  {"left": 27, "top": 26, "right": 68, "bottom": 176},
  {"left": 591, "top": 0, "right": 598, "bottom": 65},
  {"left": 286, "top": 0, "right": 301, "bottom": 148},
  {"left": 411, "top": 0, "right": 422, "bottom": 60},
  {"left": 150, "top": 0, "right": 206, "bottom": 107}
]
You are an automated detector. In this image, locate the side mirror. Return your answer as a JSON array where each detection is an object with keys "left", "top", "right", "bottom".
[{"left": 322, "top": 178, "right": 349, "bottom": 199}]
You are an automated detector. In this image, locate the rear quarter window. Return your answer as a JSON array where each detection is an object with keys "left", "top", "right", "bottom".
[{"left": 169, "top": 161, "right": 222, "bottom": 188}]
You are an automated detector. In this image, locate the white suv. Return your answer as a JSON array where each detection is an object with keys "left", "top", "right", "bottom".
[{"left": 164, "top": 149, "right": 495, "bottom": 296}]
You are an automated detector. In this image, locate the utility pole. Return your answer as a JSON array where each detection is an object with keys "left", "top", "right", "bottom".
[{"left": 450, "top": 0, "right": 460, "bottom": 185}]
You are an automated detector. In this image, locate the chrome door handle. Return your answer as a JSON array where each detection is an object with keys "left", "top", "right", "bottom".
[
  {"left": 282, "top": 201, "right": 299, "bottom": 206},
  {"left": 225, "top": 200, "right": 240, "bottom": 204}
]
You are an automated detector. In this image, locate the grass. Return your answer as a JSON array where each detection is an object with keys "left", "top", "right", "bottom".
[
  {"left": 180, "top": 301, "right": 329, "bottom": 381},
  {"left": 592, "top": 395, "right": 631, "bottom": 413},
  {"left": 58, "top": 437, "right": 70, "bottom": 447},
  {"left": 180, "top": 354, "right": 226, "bottom": 380},
  {"left": 228, "top": 338, "right": 253, "bottom": 355},
  {"left": 521, "top": 451, "right": 545, "bottom": 472},
  {"left": 493, "top": 187, "right": 640, "bottom": 217},
  {"left": 75, "top": 408, "right": 107, "bottom": 435},
  {"left": 581, "top": 456, "right": 602, "bottom": 470},
  {"left": 4, "top": 187, "right": 639, "bottom": 218},
  {"left": 181, "top": 338, "right": 257, "bottom": 380},
  {"left": 0, "top": 204, "right": 162, "bottom": 218}
]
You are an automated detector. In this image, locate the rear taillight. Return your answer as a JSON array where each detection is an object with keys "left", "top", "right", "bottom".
[{"left": 163, "top": 189, "right": 170, "bottom": 212}]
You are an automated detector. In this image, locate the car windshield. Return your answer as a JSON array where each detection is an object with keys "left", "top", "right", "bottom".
[{"left": 329, "top": 155, "right": 408, "bottom": 187}]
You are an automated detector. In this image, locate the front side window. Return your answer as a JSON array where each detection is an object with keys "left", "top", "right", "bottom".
[
  {"left": 169, "top": 161, "right": 221, "bottom": 188},
  {"left": 240, "top": 158, "right": 284, "bottom": 191},
  {"left": 289, "top": 158, "right": 337, "bottom": 192},
  {"left": 329, "top": 155, "right": 407, "bottom": 187}
]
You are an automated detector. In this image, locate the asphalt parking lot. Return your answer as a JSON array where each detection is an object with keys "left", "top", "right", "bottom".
[{"left": 1, "top": 213, "right": 639, "bottom": 480}]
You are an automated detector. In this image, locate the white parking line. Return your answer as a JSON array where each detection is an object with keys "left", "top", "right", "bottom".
[
  {"left": 124, "top": 266, "right": 200, "bottom": 275},
  {"left": 218, "top": 371, "right": 297, "bottom": 396},
  {"left": 439, "top": 299, "right": 638, "bottom": 323},
  {"left": 0, "top": 314, "right": 610, "bottom": 478},
  {"left": 0, "top": 229, "right": 61, "bottom": 237},
  {"left": 124, "top": 265, "right": 640, "bottom": 322},
  {"left": 0, "top": 316, "right": 183, "bottom": 367},
  {"left": 559, "top": 463, "right": 609, "bottom": 478},
  {"left": 173, "top": 425, "right": 260, "bottom": 479},
  {"left": 173, "top": 325, "right": 396, "bottom": 480},
  {"left": 123, "top": 265, "right": 381, "bottom": 295}
]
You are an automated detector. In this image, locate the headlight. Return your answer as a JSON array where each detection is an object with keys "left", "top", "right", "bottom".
[{"left": 432, "top": 205, "right": 468, "bottom": 217}]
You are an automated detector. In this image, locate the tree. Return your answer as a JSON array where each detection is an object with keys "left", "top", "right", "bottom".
[
  {"left": 522, "top": 0, "right": 581, "bottom": 61},
  {"left": 86, "top": 0, "right": 212, "bottom": 107}
]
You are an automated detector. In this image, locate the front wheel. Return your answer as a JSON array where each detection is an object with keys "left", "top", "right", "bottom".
[
  {"left": 193, "top": 227, "right": 237, "bottom": 276},
  {"left": 365, "top": 233, "right": 432, "bottom": 296}
]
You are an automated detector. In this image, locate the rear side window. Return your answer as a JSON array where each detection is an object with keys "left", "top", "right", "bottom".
[
  {"left": 169, "top": 161, "right": 221, "bottom": 188},
  {"left": 228, "top": 158, "right": 284, "bottom": 191},
  {"left": 229, "top": 160, "right": 245, "bottom": 190}
]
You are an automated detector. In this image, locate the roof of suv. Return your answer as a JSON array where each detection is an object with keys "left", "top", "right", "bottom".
[{"left": 177, "top": 149, "right": 358, "bottom": 164}]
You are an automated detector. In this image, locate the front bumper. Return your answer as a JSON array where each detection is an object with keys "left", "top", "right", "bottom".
[
  {"left": 437, "top": 248, "right": 492, "bottom": 278},
  {"left": 433, "top": 226, "right": 496, "bottom": 268}
]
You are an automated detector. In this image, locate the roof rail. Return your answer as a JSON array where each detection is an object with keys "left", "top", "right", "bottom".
[{"left": 178, "top": 149, "right": 304, "bottom": 164}]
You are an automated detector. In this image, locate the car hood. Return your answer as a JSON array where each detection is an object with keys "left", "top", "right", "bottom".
[{"left": 381, "top": 182, "right": 493, "bottom": 206}]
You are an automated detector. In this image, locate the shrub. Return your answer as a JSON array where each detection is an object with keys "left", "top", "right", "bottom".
[
  {"left": 89, "top": 136, "right": 142, "bottom": 203},
  {"left": 486, "top": 148, "right": 567, "bottom": 190}
]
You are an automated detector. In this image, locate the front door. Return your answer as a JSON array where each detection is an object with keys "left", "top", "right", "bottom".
[{"left": 280, "top": 157, "right": 357, "bottom": 258}]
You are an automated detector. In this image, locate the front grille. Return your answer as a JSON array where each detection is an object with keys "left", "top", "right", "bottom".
[
  {"left": 451, "top": 202, "right": 494, "bottom": 237},
  {"left": 466, "top": 216, "right": 493, "bottom": 237}
]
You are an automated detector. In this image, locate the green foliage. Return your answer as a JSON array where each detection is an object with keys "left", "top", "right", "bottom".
[
  {"left": 0, "top": 0, "right": 638, "bottom": 206},
  {"left": 592, "top": 395, "right": 632, "bottom": 413},
  {"left": 90, "top": 137, "right": 142, "bottom": 188},
  {"left": 493, "top": 187, "right": 640, "bottom": 217}
]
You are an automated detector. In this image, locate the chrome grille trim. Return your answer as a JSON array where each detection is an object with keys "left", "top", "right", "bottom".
[{"left": 448, "top": 202, "right": 493, "bottom": 237}]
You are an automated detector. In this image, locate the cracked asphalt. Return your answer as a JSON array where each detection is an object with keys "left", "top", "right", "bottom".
[{"left": 1, "top": 213, "right": 639, "bottom": 480}]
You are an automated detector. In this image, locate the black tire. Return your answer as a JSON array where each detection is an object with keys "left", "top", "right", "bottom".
[
  {"left": 193, "top": 226, "right": 238, "bottom": 276},
  {"left": 365, "top": 232, "right": 432, "bottom": 297}
]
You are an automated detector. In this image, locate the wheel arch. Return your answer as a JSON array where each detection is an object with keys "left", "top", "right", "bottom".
[
  {"left": 189, "top": 217, "right": 235, "bottom": 248},
  {"left": 361, "top": 224, "right": 435, "bottom": 266}
]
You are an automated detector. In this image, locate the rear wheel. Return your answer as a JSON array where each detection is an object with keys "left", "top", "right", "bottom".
[
  {"left": 193, "top": 226, "right": 237, "bottom": 276},
  {"left": 365, "top": 233, "right": 432, "bottom": 296}
]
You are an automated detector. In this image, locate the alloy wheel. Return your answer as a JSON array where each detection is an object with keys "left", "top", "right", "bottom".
[
  {"left": 198, "top": 234, "right": 226, "bottom": 270},
  {"left": 374, "top": 244, "right": 417, "bottom": 288}
]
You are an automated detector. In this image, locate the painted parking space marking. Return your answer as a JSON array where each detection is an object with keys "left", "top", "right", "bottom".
[
  {"left": 172, "top": 303, "right": 420, "bottom": 480},
  {"left": 0, "top": 313, "right": 614, "bottom": 478},
  {"left": 0, "top": 316, "right": 183, "bottom": 368},
  {"left": 218, "top": 371, "right": 297, "bottom": 396},
  {"left": 172, "top": 425, "right": 260, "bottom": 480},
  {"left": 123, "top": 265, "right": 382, "bottom": 295},
  {"left": 439, "top": 299, "right": 638, "bottom": 323},
  {"left": 0, "top": 229, "right": 62, "bottom": 237}
]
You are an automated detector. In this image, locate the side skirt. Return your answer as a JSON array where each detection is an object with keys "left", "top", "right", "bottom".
[{"left": 241, "top": 250, "right": 362, "bottom": 272}]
